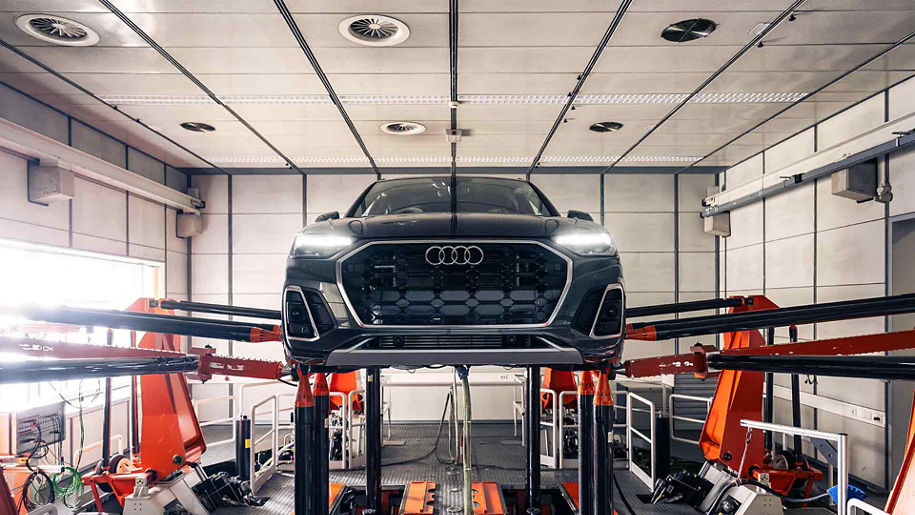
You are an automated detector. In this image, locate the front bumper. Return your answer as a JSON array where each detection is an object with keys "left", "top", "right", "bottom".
[{"left": 282, "top": 239, "right": 624, "bottom": 367}]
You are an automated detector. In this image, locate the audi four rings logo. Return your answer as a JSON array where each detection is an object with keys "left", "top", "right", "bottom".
[{"left": 425, "top": 245, "right": 484, "bottom": 266}]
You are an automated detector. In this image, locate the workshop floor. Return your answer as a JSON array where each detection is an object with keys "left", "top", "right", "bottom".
[{"left": 206, "top": 423, "right": 697, "bottom": 514}]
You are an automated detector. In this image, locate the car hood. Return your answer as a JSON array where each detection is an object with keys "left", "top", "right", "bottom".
[{"left": 318, "top": 213, "right": 599, "bottom": 239}]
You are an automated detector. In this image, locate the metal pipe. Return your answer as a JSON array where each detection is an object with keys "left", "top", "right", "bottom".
[
  {"left": 312, "top": 373, "right": 330, "bottom": 515},
  {"left": 98, "top": 0, "right": 307, "bottom": 176},
  {"left": 154, "top": 300, "right": 280, "bottom": 321},
  {"left": 272, "top": 0, "right": 379, "bottom": 179},
  {"left": 0, "top": 356, "right": 199, "bottom": 384},
  {"left": 526, "top": 366, "right": 541, "bottom": 513},
  {"left": 681, "top": 29, "right": 915, "bottom": 179},
  {"left": 789, "top": 326, "right": 803, "bottom": 456},
  {"left": 593, "top": 370, "right": 614, "bottom": 515},
  {"left": 577, "top": 372, "right": 595, "bottom": 515},
  {"left": 365, "top": 368, "right": 382, "bottom": 513},
  {"left": 458, "top": 367, "right": 473, "bottom": 515},
  {"left": 235, "top": 416, "right": 252, "bottom": 481},
  {"left": 600, "top": 0, "right": 805, "bottom": 176},
  {"left": 763, "top": 328, "right": 775, "bottom": 452},
  {"left": 709, "top": 355, "right": 915, "bottom": 381},
  {"left": 101, "top": 330, "right": 114, "bottom": 468},
  {"left": 9, "top": 305, "right": 278, "bottom": 342},
  {"left": 629, "top": 293, "right": 915, "bottom": 340},
  {"left": 449, "top": 0, "right": 459, "bottom": 231},
  {"left": 293, "top": 373, "right": 314, "bottom": 515},
  {"left": 525, "top": 0, "right": 632, "bottom": 179},
  {"left": 626, "top": 297, "right": 747, "bottom": 319}
]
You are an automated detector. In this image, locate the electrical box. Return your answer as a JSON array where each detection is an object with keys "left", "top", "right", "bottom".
[
  {"left": 445, "top": 129, "right": 463, "bottom": 143},
  {"left": 704, "top": 212, "right": 730, "bottom": 237},
  {"left": 0, "top": 401, "right": 66, "bottom": 457},
  {"left": 177, "top": 213, "right": 204, "bottom": 237},
  {"left": 28, "top": 163, "right": 74, "bottom": 204},
  {"left": 831, "top": 160, "right": 877, "bottom": 201}
]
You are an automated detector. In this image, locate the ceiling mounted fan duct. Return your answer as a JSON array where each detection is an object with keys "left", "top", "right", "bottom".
[
  {"left": 339, "top": 15, "right": 410, "bottom": 47},
  {"left": 661, "top": 18, "right": 716, "bottom": 43},
  {"left": 16, "top": 14, "right": 100, "bottom": 46},
  {"left": 589, "top": 121, "right": 624, "bottom": 133},
  {"left": 380, "top": 121, "right": 426, "bottom": 135}
]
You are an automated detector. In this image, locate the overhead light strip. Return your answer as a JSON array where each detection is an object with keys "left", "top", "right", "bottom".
[
  {"left": 99, "top": 92, "right": 809, "bottom": 106},
  {"left": 205, "top": 155, "right": 705, "bottom": 165}
]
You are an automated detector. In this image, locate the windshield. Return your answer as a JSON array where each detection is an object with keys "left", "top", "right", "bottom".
[{"left": 348, "top": 177, "right": 556, "bottom": 217}]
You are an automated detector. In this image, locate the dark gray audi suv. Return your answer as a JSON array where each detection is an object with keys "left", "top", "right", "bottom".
[{"left": 282, "top": 176, "right": 625, "bottom": 367}]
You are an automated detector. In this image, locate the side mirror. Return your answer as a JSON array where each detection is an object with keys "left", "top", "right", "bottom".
[
  {"left": 314, "top": 211, "right": 340, "bottom": 222},
  {"left": 567, "top": 210, "right": 594, "bottom": 222}
]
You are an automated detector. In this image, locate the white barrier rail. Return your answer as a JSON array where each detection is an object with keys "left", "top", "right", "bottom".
[
  {"left": 249, "top": 395, "right": 278, "bottom": 494},
  {"left": 741, "top": 419, "right": 849, "bottom": 515},
  {"left": 847, "top": 499, "right": 889, "bottom": 515},
  {"left": 74, "top": 434, "right": 124, "bottom": 463},
  {"left": 626, "top": 392, "right": 656, "bottom": 489},
  {"left": 192, "top": 395, "right": 236, "bottom": 447},
  {"left": 668, "top": 393, "right": 712, "bottom": 445}
]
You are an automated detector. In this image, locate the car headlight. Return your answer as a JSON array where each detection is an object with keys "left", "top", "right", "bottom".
[
  {"left": 553, "top": 231, "right": 616, "bottom": 256},
  {"left": 290, "top": 233, "right": 354, "bottom": 258}
]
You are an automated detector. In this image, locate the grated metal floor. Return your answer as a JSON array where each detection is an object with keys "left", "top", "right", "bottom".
[{"left": 209, "top": 423, "right": 697, "bottom": 514}]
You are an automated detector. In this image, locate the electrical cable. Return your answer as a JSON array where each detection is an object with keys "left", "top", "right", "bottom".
[{"left": 743, "top": 479, "right": 830, "bottom": 504}]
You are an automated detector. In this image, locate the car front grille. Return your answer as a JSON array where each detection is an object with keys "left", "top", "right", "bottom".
[{"left": 339, "top": 242, "right": 568, "bottom": 326}]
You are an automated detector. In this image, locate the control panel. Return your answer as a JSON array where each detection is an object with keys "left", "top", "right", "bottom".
[{"left": 0, "top": 401, "right": 66, "bottom": 457}]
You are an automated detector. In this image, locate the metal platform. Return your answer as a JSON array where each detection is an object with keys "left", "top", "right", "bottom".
[{"left": 211, "top": 422, "right": 697, "bottom": 514}]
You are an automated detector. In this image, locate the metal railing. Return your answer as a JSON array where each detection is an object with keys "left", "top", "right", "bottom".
[
  {"left": 626, "top": 392, "right": 656, "bottom": 488},
  {"left": 192, "top": 395, "right": 236, "bottom": 447},
  {"left": 74, "top": 434, "right": 124, "bottom": 463},
  {"left": 668, "top": 393, "right": 712, "bottom": 445},
  {"left": 741, "top": 419, "right": 849, "bottom": 515},
  {"left": 249, "top": 394, "right": 279, "bottom": 494},
  {"left": 847, "top": 499, "right": 889, "bottom": 515}
]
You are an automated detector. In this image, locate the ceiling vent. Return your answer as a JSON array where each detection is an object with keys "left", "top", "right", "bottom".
[
  {"left": 380, "top": 121, "right": 426, "bottom": 135},
  {"left": 180, "top": 122, "right": 216, "bottom": 133},
  {"left": 589, "top": 121, "right": 624, "bottom": 133},
  {"left": 339, "top": 15, "right": 410, "bottom": 47},
  {"left": 661, "top": 18, "right": 716, "bottom": 43},
  {"left": 16, "top": 14, "right": 100, "bottom": 46}
]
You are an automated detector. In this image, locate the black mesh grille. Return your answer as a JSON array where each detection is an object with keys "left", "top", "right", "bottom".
[
  {"left": 375, "top": 335, "right": 534, "bottom": 349},
  {"left": 340, "top": 242, "right": 568, "bottom": 326}
]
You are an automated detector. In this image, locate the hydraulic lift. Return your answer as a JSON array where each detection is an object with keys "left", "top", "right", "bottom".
[{"left": 4, "top": 294, "right": 915, "bottom": 515}]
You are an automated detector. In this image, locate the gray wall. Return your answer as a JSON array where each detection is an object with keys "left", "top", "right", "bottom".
[{"left": 718, "top": 75, "right": 915, "bottom": 487}]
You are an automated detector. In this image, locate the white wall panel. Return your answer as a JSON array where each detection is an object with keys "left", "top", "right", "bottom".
[
  {"left": 765, "top": 182, "right": 814, "bottom": 241},
  {"left": 232, "top": 175, "right": 303, "bottom": 214},
  {"left": 605, "top": 174, "right": 673, "bottom": 213},
  {"left": 763, "top": 128, "right": 814, "bottom": 172},
  {"left": 726, "top": 244, "right": 763, "bottom": 292},
  {"left": 307, "top": 174, "right": 376, "bottom": 215},
  {"left": 724, "top": 154, "right": 763, "bottom": 191},
  {"left": 765, "top": 234, "right": 814, "bottom": 289},
  {"left": 0, "top": 218, "right": 69, "bottom": 247},
  {"left": 72, "top": 178, "right": 127, "bottom": 243},
  {"left": 889, "top": 147, "right": 915, "bottom": 217},
  {"left": 817, "top": 412, "right": 884, "bottom": 485},
  {"left": 128, "top": 243, "right": 165, "bottom": 261},
  {"left": 816, "top": 220, "right": 885, "bottom": 287},
  {"left": 889, "top": 75, "right": 915, "bottom": 121},
  {"left": 191, "top": 214, "right": 229, "bottom": 254},
  {"left": 72, "top": 233, "right": 126, "bottom": 255},
  {"left": 191, "top": 254, "right": 229, "bottom": 295},
  {"left": 815, "top": 283, "right": 886, "bottom": 340},
  {"left": 128, "top": 195, "right": 165, "bottom": 250},
  {"left": 232, "top": 253, "right": 287, "bottom": 295},
  {"left": 679, "top": 212, "right": 715, "bottom": 252},
  {"left": 764, "top": 287, "right": 814, "bottom": 340},
  {"left": 618, "top": 252, "right": 674, "bottom": 292},
  {"left": 232, "top": 213, "right": 302, "bottom": 254},
  {"left": 725, "top": 202, "right": 763, "bottom": 249},
  {"left": 192, "top": 175, "right": 229, "bottom": 214},
  {"left": 531, "top": 173, "right": 600, "bottom": 213},
  {"left": 679, "top": 252, "right": 716, "bottom": 292},
  {"left": 817, "top": 95, "right": 885, "bottom": 151},
  {"left": 678, "top": 174, "right": 715, "bottom": 212},
  {"left": 166, "top": 250, "right": 188, "bottom": 296},
  {"left": 604, "top": 212, "right": 674, "bottom": 252}
]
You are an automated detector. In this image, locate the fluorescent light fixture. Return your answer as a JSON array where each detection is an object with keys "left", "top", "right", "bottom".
[
  {"left": 100, "top": 92, "right": 807, "bottom": 106},
  {"left": 206, "top": 155, "right": 704, "bottom": 165}
]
